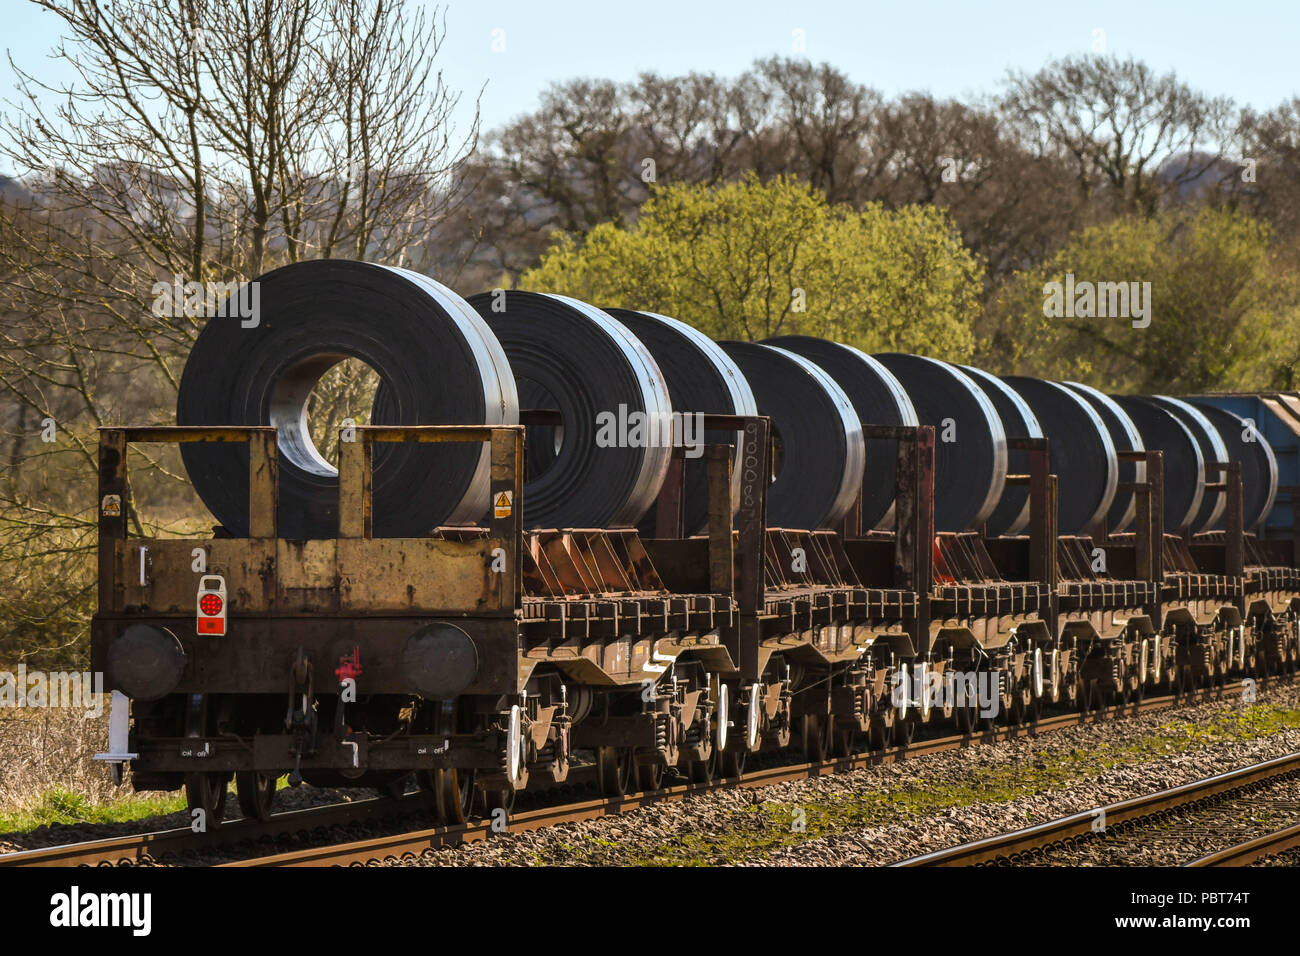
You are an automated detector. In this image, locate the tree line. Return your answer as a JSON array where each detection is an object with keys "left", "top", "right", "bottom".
[{"left": 3, "top": 0, "right": 1300, "bottom": 666}]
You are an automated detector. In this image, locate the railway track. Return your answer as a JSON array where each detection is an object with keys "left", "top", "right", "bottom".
[
  {"left": 894, "top": 745, "right": 1300, "bottom": 867},
  {"left": 0, "top": 683, "right": 1255, "bottom": 868},
  {"left": 1187, "top": 820, "right": 1300, "bottom": 866}
]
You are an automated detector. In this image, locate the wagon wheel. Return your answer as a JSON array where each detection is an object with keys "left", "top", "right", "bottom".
[
  {"left": 955, "top": 701, "right": 979, "bottom": 736},
  {"left": 432, "top": 768, "right": 475, "bottom": 826},
  {"left": 596, "top": 745, "right": 634, "bottom": 798},
  {"left": 689, "top": 748, "right": 718, "bottom": 784},
  {"left": 892, "top": 715, "right": 915, "bottom": 748},
  {"left": 869, "top": 706, "right": 894, "bottom": 751},
  {"left": 829, "top": 723, "right": 855, "bottom": 759},
  {"left": 638, "top": 760, "right": 666, "bottom": 793},
  {"left": 482, "top": 786, "right": 516, "bottom": 816},
  {"left": 800, "top": 714, "right": 831, "bottom": 763},
  {"left": 719, "top": 742, "right": 747, "bottom": 778},
  {"left": 235, "top": 771, "right": 277, "bottom": 822},
  {"left": 185, "top": 772, "right": 229, "bottom": 829}
]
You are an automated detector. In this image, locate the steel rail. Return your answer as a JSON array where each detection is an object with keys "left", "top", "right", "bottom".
[
  {"left": 1185, "top": 821, "right": 1300, "bottom": 867},
  {"left": 894, "top": 747, "right": 1300, "bottom": 867}
]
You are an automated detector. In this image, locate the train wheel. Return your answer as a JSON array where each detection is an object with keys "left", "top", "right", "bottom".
[
  {"left": 955, "top": 701, "right": 977, "bottom": 735},
  {"left": 482, "top": 787, "right": 516, "bottom": 816},
  {"left": 596, "top": 746, "right": 634, "bottom": 798},
  {"left": 689, "top": 748, "right": 718, "bottom": 784},
  {"left": 235, "top": 771, "right": 277, "bottom": 822},
  {"left": 434, "top": 768, "right": 474, "bottom": 825},
  {"left": 893, "top": 716, "right": 915, "bottom": 747},
  {"left": 800, "top": 714, "right": 830, "bottom": 762},
  {"left": 638, "top": 761, "right": 666, "bottom": 793},
  {"left": 830, "top": 724, "right": 855, "bottom": 759},
  {"left": 185, "top": 772, "right": 229, "bottom": 829},
  {"left": 719, "top": 743, "right": 747, "bottom": 778}
]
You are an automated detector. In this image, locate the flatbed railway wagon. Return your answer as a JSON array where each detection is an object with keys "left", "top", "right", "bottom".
[{"left": 89, "top": 260, "right": 1300, "bottom": 825}]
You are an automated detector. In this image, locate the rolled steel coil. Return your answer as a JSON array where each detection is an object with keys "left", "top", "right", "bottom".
[
  {"left": 961, "top": 365, "right": 1043, "bottom": 536},
  {"left": 1111, "top": 396, "right": 1205, "bottom": 534},
  {"left": 464, "top": 291, "right": 673, "bottom": 529},
  {"left": 1061, "top": 383, "right": 1146, "bottom": 533},
  {"left": 872, "top": 354, "right": 1007, "bottom": 533},
  {"left": 718, "top": 342, "right": 864, "bottom": 530},
  {"left": 766, "top": 336, "right": 918, "bottom": 531},
  {"left": 605, "top": 309, "right": 757, "bottom": 537},
  {"left": 1188, "top": 401, "right": 1278, "bottom": 531},
  {"left": 1002, "top": 377, "right": 1118, "bottom": 535},
  {"left": 1142, "top": 396, "right": 1229, "bottom": 534},
  {"left": 177, "top": 259, "right": 518, "bottom": 539}
]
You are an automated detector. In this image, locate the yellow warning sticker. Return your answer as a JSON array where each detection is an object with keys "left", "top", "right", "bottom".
[{"left": 494, "top": 490, "right": 513, "bottom": 518}]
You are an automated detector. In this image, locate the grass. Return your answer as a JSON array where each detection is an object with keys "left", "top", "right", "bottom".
[
  {"left": 0, "top": 704, "right": 194, "bottom": 837},
  {"left": 0, "top": 788, "right": 187, "bottom": 834}
]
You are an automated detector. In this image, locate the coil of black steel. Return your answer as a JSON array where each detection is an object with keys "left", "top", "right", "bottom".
[
  {"left": 1002, "top": 377, "right": 1118, "bottom": 536},
  {"left": 465, "top": 291, "right": 674, "bottom": 529},
  {"left": 606, "top": 309, "right": 757, "bottom": 537},
  {"left": 1143, "top": 396, "right": 1229, "bottom": 534},
  {"left": 1061, "top": 383, "right": 1146, "bottom": 534},
  {"left": 873, "top": 354, "right": 1007, "bottom": 533},
  {"left": 1111, "top": 396, "right": 1205, "bottom": 534},
  {"left": 765, "top": 336, "right": 918, "bottom": 531},
  {"left": 177, "top": 259, "right": 518, "bottom": 538},
  {"left": 1189, "top": 401, "right": 1278, "bottom": 530},
  {"left": 719, "top": 342, "right": 864, "bottom": 530},
  {"left": 961, "top": 365, "right": 1043, "bottom": 536}
]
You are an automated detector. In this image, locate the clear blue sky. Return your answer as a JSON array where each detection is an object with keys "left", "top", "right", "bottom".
[{"left": 4, "top": 0, "right": 1298, "bottom": 146}]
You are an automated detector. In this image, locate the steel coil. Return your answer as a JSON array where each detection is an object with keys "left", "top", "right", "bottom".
[
  {"left": 1189, "top": 401, "right": 1279, "bottom": 531},
  {"left": 873, "top": 354, "right": 1007, "bottom": 532},
  {"left": 605, "top": 309, "right": 757, "bottom": 536},
  {"left": 1002, "top": 377, "right": 1118, "bottom": 535},
  {"left": 961, "top": 366, "right": 1043, "bottom": 536},
  {"left": 464, "top": 291, "right": 673, "bottom": 529},
  {"left": 1062, "top": 383, "right": 1146, "bottom": 533},
  {"left": 177, "top": 259, "right": 518, "bottom": 538},
  {"left": 1143, "top": 396, "right": 1229, "bottom": 534},
  {"left": 719, "top": 342, "right": 864, "bottom": 530},
  {"left": 766, "top": 336, "right": 918, "bottom": 531},
  {"left": 1112, "top": 396, "right": 1205, "bottom": 534}
]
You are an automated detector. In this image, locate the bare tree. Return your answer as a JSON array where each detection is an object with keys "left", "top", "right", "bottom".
[
  {"left": 1001, "top": 55, "right": 1234, "bottom": 216},
  {"left": 0, "top": 0, "right": 479, "bottom": 666}
]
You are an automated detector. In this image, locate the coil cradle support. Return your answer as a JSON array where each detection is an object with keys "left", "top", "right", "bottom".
[
  {"left": 961, "top": 365, "right": 1044, "bottom": 537},
  {"left": 606, "top": 308, "right": 758, "bottom": 538},
  {"left": 1002, "top": 377, "right": 1119, "bottom": 536},
  {"left": 1190, "top": 401, "right": 1279, "bottom": 531},
  {"left": 765, "top": 336, "right": 919, "bottom": 533},
  {"left": 873, "top": 354, "right": 1008, "bottom": 533},
  {"left": 718, "top": 342, "right": 865, "bottom": 530},
  {"left": 1064, "top": 382, "right": 1147, "bottom": 535},
  {"left": 178, "top": 259, "right": 519, "bottom": 539},
  {"left": 1112, "top": 395, "right": 1206, "bottom": 535},
  {"left": 464, "top": 291, "right": 674, "bottom": 530}
]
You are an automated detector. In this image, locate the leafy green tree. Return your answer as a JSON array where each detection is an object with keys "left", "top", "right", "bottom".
[
  {"left": 520, "top": 175, "right": 982, "bottom": 360},
  {"left": 979, "top": 206, "right": 1300, "bottom": 391}
]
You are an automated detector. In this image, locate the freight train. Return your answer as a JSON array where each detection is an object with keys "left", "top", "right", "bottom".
[{"left": 90, "top": 259, "right": 1300, "bottom": 825}]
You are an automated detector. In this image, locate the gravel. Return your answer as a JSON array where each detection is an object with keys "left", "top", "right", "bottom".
[{"left": 399, "top": 681, "right": 1300, "bottom": 867}]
